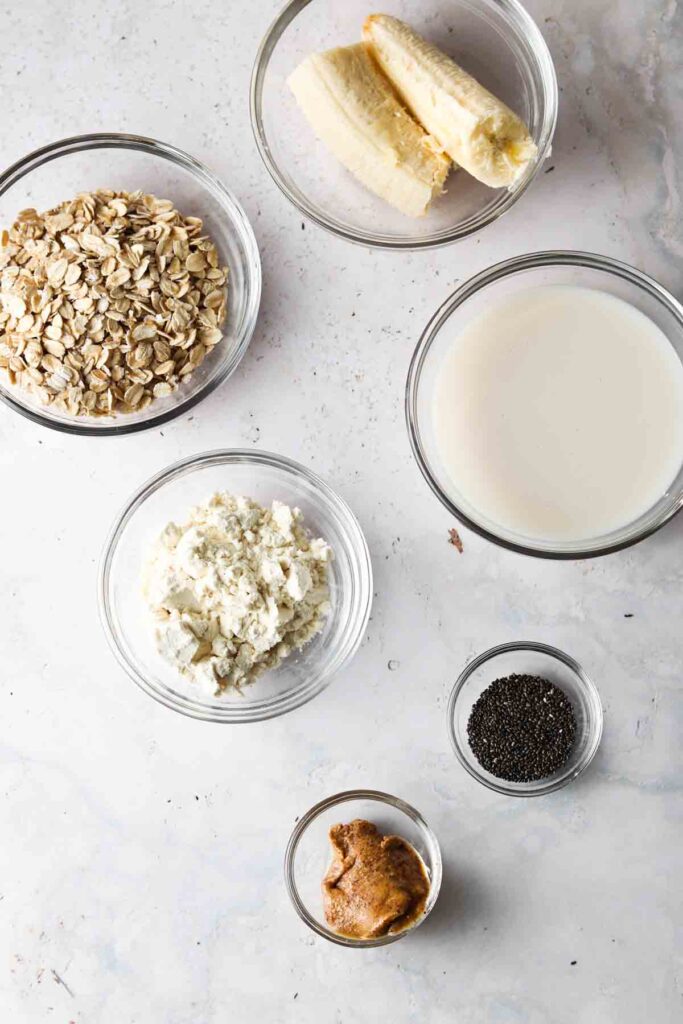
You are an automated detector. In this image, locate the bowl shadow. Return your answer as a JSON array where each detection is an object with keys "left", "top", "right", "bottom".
[{"left": 420, "top": 858, "right": 492, "bottom": 940}]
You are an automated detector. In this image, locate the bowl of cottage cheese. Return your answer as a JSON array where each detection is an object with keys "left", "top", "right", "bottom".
[{"left": 99, "top": 449, "right": 373, "bottom": 722}]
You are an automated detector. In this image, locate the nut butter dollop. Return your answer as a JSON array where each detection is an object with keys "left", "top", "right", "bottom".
[{"left": 322, "top": 819, "right": 430, "bottom": 939}]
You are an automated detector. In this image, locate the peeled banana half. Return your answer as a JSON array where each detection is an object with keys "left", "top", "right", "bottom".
[
  {"left": 287, "top": 43, "right": 451, "bottom": 218},
  {"left": 364, "top": 14, "right": 537, "bottom": 189}
]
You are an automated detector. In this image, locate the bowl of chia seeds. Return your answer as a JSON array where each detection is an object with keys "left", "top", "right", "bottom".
[{"left": 447, "top": 642, "right": 603, "bottom": 796}]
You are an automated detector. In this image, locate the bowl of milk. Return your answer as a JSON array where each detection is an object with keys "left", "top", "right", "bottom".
[{"left": 406, "top": 251, "right": 683, "bottom": 558}]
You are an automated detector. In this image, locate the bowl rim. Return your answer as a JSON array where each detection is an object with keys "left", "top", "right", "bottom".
[
  {"left": 447, "top": 640, "right": 604, "bottom": 797},
  {"left": 284, "top": 788, "right": 443, "bottom": 947},
  {"left": 98, "top": 448, "right": 373, "bottom": 722},
  {"left": 406, "top": 249, "right": 683, "bottom": 558},
  {"left": 0, "top": 132, "right": 262, "bottom": 436},
  {"left": 250, "top": 0, "right": 558, "bottom": 251}
]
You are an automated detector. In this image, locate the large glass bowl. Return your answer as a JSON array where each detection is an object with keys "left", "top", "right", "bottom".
[
  {"left": 407, "top": 251, "right": 683, "bottom": 558},
  {"left": 285, "top": 789, "right": 442, "bottom": 947},
  {"left": 448, "top": 642, "right": 603, "bottom": 797},
  {"left": 251, "top": 0, "right": 557, "bottom": 250},
  {"left": 98, "top": 450, "right": 373, "bottom": 722},
  {"left": 0, "top": 133, "right": 261, "bottom": 435}
]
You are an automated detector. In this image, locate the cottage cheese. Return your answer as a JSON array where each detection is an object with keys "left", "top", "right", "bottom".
[{"left": 142, "top": 493, "right": 332, "bottom": 694}]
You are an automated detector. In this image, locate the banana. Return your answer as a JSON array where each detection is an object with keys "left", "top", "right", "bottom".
[
  {"left": 287, "top": 43, "right": 451, "bottom": 218},
  {"left": 363, "top": 14, "right": 537, "bottom": 189}
]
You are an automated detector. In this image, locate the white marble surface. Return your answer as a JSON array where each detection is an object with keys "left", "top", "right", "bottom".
[{"left": 1, "top": 1, "right": 682, "bottom": 1021}]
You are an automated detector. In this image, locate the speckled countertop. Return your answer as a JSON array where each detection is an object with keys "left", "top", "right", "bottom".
[{"left": 1, "top": 1, "right": 681, "bottom": 1021}]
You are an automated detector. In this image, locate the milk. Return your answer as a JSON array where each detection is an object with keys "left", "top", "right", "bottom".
[{"left": 433, "top": 285, "right": 683, "bottom": 542}]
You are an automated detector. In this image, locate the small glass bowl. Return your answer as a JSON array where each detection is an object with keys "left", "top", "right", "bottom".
[
  {"left": 448, "top": 642, "right": 603, "bottom": 796},
  {"left": 98, "top": 450, "right": 373, "bottom": 722},
  {"left": 251, "top": 0, "right": 557, "bottom": 250},
  {"left": 407, "top": 251, "right": 683, "bottom": 558},
  {"left": 285, "top": 789, "right": 442, "bottom": 947},
  {"left": 0, "top": 133, "right": 261, "bottom": 435}
]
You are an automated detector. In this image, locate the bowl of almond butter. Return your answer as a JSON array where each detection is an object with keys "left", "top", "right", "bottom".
[{"left": 285, "top": 789, "right": 442, "bottom": 947}]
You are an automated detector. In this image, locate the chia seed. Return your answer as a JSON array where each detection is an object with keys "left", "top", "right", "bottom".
[{"left": 467, "top": 673, "right": 577, "bottom": 783}]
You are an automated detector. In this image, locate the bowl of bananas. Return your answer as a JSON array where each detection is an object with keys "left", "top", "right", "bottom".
[{"left": 251, "top": 0, "right": 557, "bottom": 250}]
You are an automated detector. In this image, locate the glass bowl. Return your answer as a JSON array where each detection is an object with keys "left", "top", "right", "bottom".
[
  {"left": 251, "top": 0, "right": 557, "bottom": 250},
  {"left": 98, "top": 449, "right": 373, "bottom": 722},
  {"left": 0, "top": 133, "right": 261, "bottom": 435},
  {"left": 284, "top": 789, "right": 442, "bottom": 947},
  {"left": 448, "top": 642, "right": 603, "bottom": 796},
  {"left": 407, "top": 251, "right": 683, "bottom": 558}
]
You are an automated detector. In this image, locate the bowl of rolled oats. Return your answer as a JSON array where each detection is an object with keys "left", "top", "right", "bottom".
[{"left": 0, "top": 133, "right": 261, "bottom": 434}]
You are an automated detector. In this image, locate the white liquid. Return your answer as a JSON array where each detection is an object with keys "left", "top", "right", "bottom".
[{"left": 433, "top": 285, "right": 683, "bottom": 542}]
